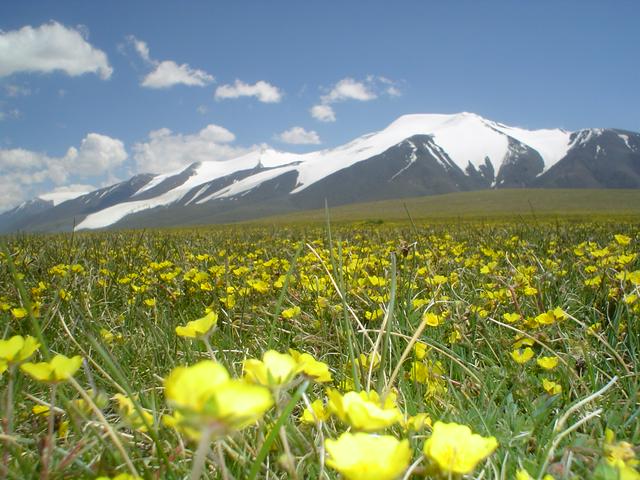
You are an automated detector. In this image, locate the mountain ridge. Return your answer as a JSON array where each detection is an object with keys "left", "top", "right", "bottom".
[{"left": 1, "top": 112, "right": 638, "bottom": 233}]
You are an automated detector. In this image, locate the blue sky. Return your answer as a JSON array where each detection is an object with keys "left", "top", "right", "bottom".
[{"left": 0, "top": 0, "right": 639, "bottom": 211}]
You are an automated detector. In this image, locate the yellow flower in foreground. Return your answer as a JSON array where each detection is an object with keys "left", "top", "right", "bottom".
[
  {"left": 0, "top": 335, "right": 40, "bottom": 364},
  {"left": 300, "top": 399, "right": 330, "bottom": 424},
  {"left": 243, "top": 350, "right": 300, "bottom": 387},
  {"left": 327, "top": 388, "right": 402, "bottom": 432},
  {"left": 536, "top": 356, "right": 559, "bottom": 370},
  {"left": 164, "top": 360, "right": 273, "bottom": 434},
  {"left": 542, "top": 378, "right": 562, "bottom": 395},
  {"left": 604, "top": 428, "right": 640, "bottom": 480},
  {"left": 511, "top": 347, "right": 534, "bottom": 364},
  {"left": 21, "top": 354, "right": 83, "bottom": 383},
  {"left": 423, "top": 421, "right": 498, "bottom": 475},
  {"left": 175, "top": 311, "right": 218, "bottom": 338},
  {"left": 289, "top": 349, "right": 332, "bottom": 382},
  {"left": 325, "top": 432, "right": 411, "bottom": 480}
]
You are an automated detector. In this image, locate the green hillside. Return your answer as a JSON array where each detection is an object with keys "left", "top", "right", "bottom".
[{"left": 254, "top": 189, "right": 640, "bottom": 224}]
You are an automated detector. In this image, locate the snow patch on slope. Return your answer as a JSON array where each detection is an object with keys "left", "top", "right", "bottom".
[
  {"left": 76, "top": 149, "right": 297, "bottom": 230},
  {"left": 489, "top": 123, "right": 571, "bottom": 171}
]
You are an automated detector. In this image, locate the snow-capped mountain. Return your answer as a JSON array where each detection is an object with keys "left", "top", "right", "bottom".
[{"left": 2, "top": 112, "right": 639, "bottom": 232}]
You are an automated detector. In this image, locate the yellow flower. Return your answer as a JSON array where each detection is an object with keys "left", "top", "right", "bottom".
[
  {"left": 289, "top": 349, "right": 332, "bottom": 382},
  {"left": 164, "top": 360, "right": 273, "bottom": 434},
  {"left": 113, "top": 393, "right": 154, "bottom": 432},
  {"left": 535, "top": 311, "right": 556, "bottom": 326},
  {"left": 402, "top": 412, "right": 432, "bottom": 432},
  {"left": 58, "top": 289, "right": 71, "bottom": 301},
  {"left": 300, "top": 399, "right": 330, "bottom": 424},
  {"left": 327, "top": 388, "right": 402, "bottom": 432},
  {"left": 281, "top": 306, "right": 301, "bottom": 319},
  {"left": 542, "top": 378, "right": 562, "bottom": 395},
  {"left": 604, "top": 429, "right": 640, "bottom": 480},
  {"left": 144, "top": 298, "right": 156, "bottom": 307},
  {"left": 502, "top": 312, "right": 521, "bottom": 323},
  {"left": 243, "top": 350, "right": 300, "bottom": 387},
  {"left": 175, "top": 311, "right": 218, "bottom": 338},
  {"left": 423, "top": 312, "right": 442, "bottom": 327},
  {"left": 516, "top": 469, "right": 534, "bottom": 480},
  {"left": 536, "top": 356, "right": 559, "bottom": 370},
  {"left": 354, "top": 352, "right": 381, "bottom": 371},
  {"left": 414, "top": 341, "right": 429, "bottom": 360},
  {"left": 614, "top": 234, "right": 631, "bottom": 246},
  {"left": 0, "top": 335, "right": 40, "bottom": 364},
  {"left": 11, "top": 307, "right": 27, "bottom": 319},
  {"left": 511, "top": 347, "right": 534, "bottom": 364},
  {"left": 21, "top": 354, "right": 83, "bottom": 383},
  {"left": 423, "top": 421, "right": 498, "bottom": 474},
  {"left": 325, "top": 432, "right": 411, "bottom": 480}
]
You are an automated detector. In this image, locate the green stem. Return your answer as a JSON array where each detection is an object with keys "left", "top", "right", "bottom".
[
  {"left": 41, "top": 384, "right": 56, "bottom": 480},
  {"left": 1, "top": 367, "right": 15, "bottom": 480},
  {"left": 247, "top": 380, "right": 309, "bottom": 480},
  {"left": 189, "top": 427, "right": 213, "bottom": 480}
]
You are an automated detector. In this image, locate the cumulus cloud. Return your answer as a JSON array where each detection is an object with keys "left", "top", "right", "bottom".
[
  {"left": 127, "top": 35, "right": 214, "bottom": 88},
  {"left": 142, "top": 61, "right": 214, "bottom": 88},
  {"left": 0, "top": 22, "right": 112, "bottom": 79},
  {"left": 133, "top": 124, "right": 251, "bottom": 174},
  {"left": 321, "top": 77, "right": 377, "bottom": 104},
  {"left": 276, "top": 126, "right": 321, "bottom": 145},
  {"left": 311, "top": 76, "right": 401, "bottom": 122},
  {"left": 64, "top": 133, "right": 128, "bottom": 176},
  {"left": 215, "top": 80, "right": 283, "bottom": 103},
  {"left": 0, "top": 133, "right": 126, "bottom": 212},
  {"left": 310, "top": 104, "right": 336, "bottom": 123}
]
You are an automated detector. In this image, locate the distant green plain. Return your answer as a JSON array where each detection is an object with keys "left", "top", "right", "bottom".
[{"left": 253, "top": 189, "right": 640, "bottom": 225}]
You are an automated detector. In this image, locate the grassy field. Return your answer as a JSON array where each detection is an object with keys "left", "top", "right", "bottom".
[
  {"left": 257, "top": 189, "right": 640, "bottom": 224},
  {"left": 1, "top": 217, "right": 639, "bottom": 479}
]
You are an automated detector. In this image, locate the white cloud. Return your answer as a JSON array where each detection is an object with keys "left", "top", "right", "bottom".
[
  {"left": 130, "top": 37, "right": 151, "bottom": 63},
  {"left": 63, "top": 133, "right": 127, "bottom": 176},
  {"left": 142, "top": 61, "right": 214, "bottom": 88},
  {"left": 277, "top": 126, "right": 321, "bottom": 145},
  {"left": 0, "top": 22, "right": 112, "bottom": 79},
  {"left": 197, "top": 105, "right": 208, "bottom": 114},
  {"left": 311, "top": 76, "right": 401, "bottom": 122},
  {"left": 321, "top": 77, "right": 377, "bottom": 104},
  {"left": 127, "top": 35, "right": 214, "bottom": 89},
  {"left": 386, "top": 86, "right": 402, "bottom": 97},
  {"left": 133, "top": 124, "right": 250, "bottom": 174},
  {"left": 215, "top": 80, "right": 283, "bottom": 103},
  {"left": 310, "top": 104, "right": 336, "bottom": 123},
  {"left": 0, "top": 133, "right": 126, "bottom": 211}
]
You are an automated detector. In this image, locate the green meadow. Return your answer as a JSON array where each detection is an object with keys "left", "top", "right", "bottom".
[{"left": 1, "top": 207, "right": 639, "bottom": 479}]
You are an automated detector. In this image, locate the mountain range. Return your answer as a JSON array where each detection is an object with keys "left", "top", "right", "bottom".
[{"left": 1, "top": 112, "right": 639, "bottom": 232}]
